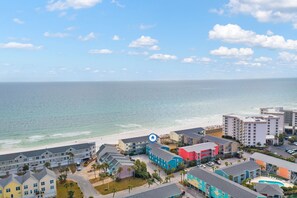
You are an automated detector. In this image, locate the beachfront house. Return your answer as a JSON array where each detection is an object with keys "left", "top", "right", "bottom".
[
  {"left": 0, "top": 142, "right": 96, "bottom": 176},
  {"left": 187, "top": 167, "right": 266, "bottom": 198},
  {"left": 118, "top": 135, "right": 155, "bottom": 155},
  {"left": 146, "top": 143, "right": 183, "bottom": 171},
  {"left": 178, "top": 142, "right": 219, "bottom": 164},
  {"left": 97, "top": 144, "right": 134, "bottom": 179},
  {"left": 250, "top": 152, "right": 297, "bottom": 184},
  {"left": 123, "top": 183, "right": 182, "bottom": 198},
  {"left": 215, "top": 161, "right": 261, "bottom": 184},
  {"left": 0, "top": 168, "right": 56, "bottom": 198}
]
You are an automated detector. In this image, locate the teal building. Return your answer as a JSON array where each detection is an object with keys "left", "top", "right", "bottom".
[{"left": 187, "top": 167, "right": 266, "bottom": 198}]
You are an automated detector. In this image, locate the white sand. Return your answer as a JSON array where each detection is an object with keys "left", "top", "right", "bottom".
[{"left": 0, "top": 117, "right": 221, "bottom": 155}]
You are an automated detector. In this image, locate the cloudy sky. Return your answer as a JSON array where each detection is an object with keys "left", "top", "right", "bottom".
[{"left": 1, "top": 0, "right": 297, "bottom": 81}]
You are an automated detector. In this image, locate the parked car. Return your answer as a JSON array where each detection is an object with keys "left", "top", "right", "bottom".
[
  {"left": 198, "top": 164, "right": 206, "bottom": 168},
  {"left": 215, "top": 160, "right": 221, "bottom": 165},
  {"left": 206, "top": 162, "right": 214, "bottom": 167},
  {"left": 77, "top": 167, "right": 82, "bottom": 171},
  {"left": 293, "top": 142, "right": 297, "bottom": 146}
]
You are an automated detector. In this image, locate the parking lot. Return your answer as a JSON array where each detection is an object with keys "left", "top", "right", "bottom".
[{"left": 268, "top": 140, "right": 297, "bottom": 162}]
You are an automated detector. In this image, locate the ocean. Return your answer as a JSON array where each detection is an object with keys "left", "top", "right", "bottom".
[{"left": 0, "top": 78, "right": 296, "bottom": 151}]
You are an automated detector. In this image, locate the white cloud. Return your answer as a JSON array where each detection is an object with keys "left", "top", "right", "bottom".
[
  {"left": 254, "top": 56, "right": 272, "bottom": 62},
  {"left": 89, "top": 49, "right": 113, "bottom": 54},
  {"left": 78, "top": 32, "right": 96, "bottom": 41},
  {"left": 235, "top": 60, "right": 262, "bottom": 67},
  {"left": 47, "top": 0, "right": 102, "bottom": 11},
  {"left": 44, "top": 32, "right": 68, "bottom": 38},
  {"left": 210, "top": 46, "right": 253, "bottom": 57},
  {"left": 226, "top": 0, "right": 297, "bottom": 28},
  {"left": 139, "top": 24, "right": 155, "bottom": 30},
  {"left": 129, "top": 36, "right": 158, "bottom": 48},
  {"left": 111, "top": 0, "right": 125, "bottom": 8},
  {"left": 13, "top": 18, "right": 24, "bottom": 24},
  {"left": 0, "top": 42, "right": 42, "bottom": 50},
  {"left": 122, "top": 68, "right": 127, "bottom": 71},
  {"left": 112, "top": 35, "right": 120, "bottom": 41},
  {"left": 279, "top": 51, "right": 297, "bottom": 62},
  {"left": 149, "top": 54, "right": 177, "bottom": 61},
  {"left": 209, "top": 8, "right": 224, "bottom": 15},
  {"left": 209, "top": 24, "right": 297, "bottom": 50},
  {"left": 182, "top": 56, "right": 212, "bottom": 64},
  {"left": 65, "top": 26, "right": 76, "bottom": 31},
  {"left": 127, "top": 51, "right": 149, "bottom": 56},
  {"left": 266, "top": 30, "right": 274, "bottom": 36},
  {"left": 149, "top": 45, "right": 160, "bottom": 51}
]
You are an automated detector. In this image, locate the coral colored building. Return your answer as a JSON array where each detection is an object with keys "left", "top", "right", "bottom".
[
  {"left": 179, "top": 142, "right": 219, "bottom": 164},
  {"left": 250, "top": 152, "right": 297, "bottom": 184}
]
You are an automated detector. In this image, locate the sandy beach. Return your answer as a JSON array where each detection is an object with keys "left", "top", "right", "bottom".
[{"left": 0, "top": 119, "right": 221, "bottom": 155}]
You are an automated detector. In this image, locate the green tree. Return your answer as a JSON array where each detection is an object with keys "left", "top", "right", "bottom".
[
  {"left": 92, "top": 164, "right": 98, "bottom": 178},
  {"left": 67, "top": 190, "right": 74, "bottom": 198},
  {"left": 22, "top": 164, "right": 29, "bottom": 172},
  {"left": 112, "top": 188, "right": 117, "bottom": 198},
  {"left": 44, "top": 162, "right": 51, "bottom": 169}
]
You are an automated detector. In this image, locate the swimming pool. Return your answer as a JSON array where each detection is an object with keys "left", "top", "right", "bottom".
[{"left": 258, "top": 180, "right": 284, "bottom": 187}]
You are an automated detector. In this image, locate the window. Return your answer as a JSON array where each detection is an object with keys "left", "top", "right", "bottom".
[
  {"left": 50, "top": 180, "right": 54, "bottom": 184},
  {"left": 41, "top": 181, "right": 45, "bottom": 185},
  {"left": 41, "top": 187, "right": 45, "bottom": 192},
  {"left": 34, "top": 189, "right": 38, "bottom": 193},
  {"left": 33, "top": 183, "right": 38, "bottom": 187},
  {"left": 16, "top": 186, "right": 21, "bottom": 191},
  {"left": 6, "top": 188, "right": 11, "bottom": 193},
  {"left": 24, "top": 185, "right": 28, "bottom": 189},
  {"left": 50, "top": 186, "right": 55, "bottom": 190},
  {"left": 25, "top": 191, "right": 29, "bottom": 195}
]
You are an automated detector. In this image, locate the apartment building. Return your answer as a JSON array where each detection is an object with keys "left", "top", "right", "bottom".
[
  {"left": 223, "top": 114, "right": 282, "bottom": 146},
  {"left": 118, "top": 135, "right": 155, "bottom": 155},
  {"left": 215, "top": 161, "right": 261, "bottom": 184},
  {"left": 97, "top": 144, "right": 134, "bottom": 179},
  {"left": 123, "top": 183, "right": 182, "bottom": 198},
  {"left": 0, "top": 168, "right": 56, "bottom": 198},
  {"left": 0, "top": 142, "right": 96, "bottom": 176},
  {"left": 203, "top": 135, "right": 239, "bottom": 157},
  {"left": 250, "top": 152, "right": 297, "bottom": 184},
  {"left": 146, "top": 143, "right": 183, "bottom": 171},
  {"left": 178, "top": 142, "right": 219, "bottom": 164},
  {"left": 169, "top": 127, "right": 204, "bottom": 143},
  {"left": 187, "top": 167, "right": 265, "bottom": 198},
  {"left": 261, "top": 107, "right": 297, "bottom": 134}
]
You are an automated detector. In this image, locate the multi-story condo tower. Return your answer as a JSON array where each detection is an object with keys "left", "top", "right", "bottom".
[
  {"left": 223, "top": 114, "right": 282, "bottom": 146},
  {"left": 261, "top": 107, "right": 297, "bottom": 134}
]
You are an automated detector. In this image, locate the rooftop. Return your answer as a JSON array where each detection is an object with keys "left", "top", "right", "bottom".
[
  {"left": 204, "top": 135, "right": 235, "bottom": 145},
  {"left": 250, "top": 152, "right": 297, "bottom": 172},
  {"left": 0, "top": 142, "right": 95, "bottom": 162},
  {"left": 188, "top": 168, "right": 264, "bottom": 198},
  {"left": 254, "top": 183, "right": 284, "bottom": 196},
  {"left": 173, "top": 127, "right": 204, "bottom": 135},
  {"left": 150, "top": 147, "right": 181, "bottom": 161},
  {"left": 123, "top": 183, "right": 182, "bottom": 198},
  {"left": 218, "top": 161, "right": 260, "bottom": 176},
  {"left": 180, "top": 142, "right": 217, "bottom": 153},
  {"left": 120, "top": 135, "right": 151, "bottom": 144}
]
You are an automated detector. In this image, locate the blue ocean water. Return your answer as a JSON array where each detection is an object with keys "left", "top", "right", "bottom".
[{"left": 0, "top": 79, "right": 296, "bottom": 150}]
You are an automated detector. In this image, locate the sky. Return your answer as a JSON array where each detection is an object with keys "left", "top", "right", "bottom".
[{"left": 1, "top": 0, "right": 297, "bottom": 81}]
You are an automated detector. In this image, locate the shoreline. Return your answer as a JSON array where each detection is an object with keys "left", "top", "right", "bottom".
[{"left": 0, "top": 120, "right": 221, "bottom": 155}]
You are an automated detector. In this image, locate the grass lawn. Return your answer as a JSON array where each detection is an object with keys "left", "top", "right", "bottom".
[
  {"left": 57, "top": 180, "right": 84, "bottom": 198},
  {"left": 95, "top": 177, "right": 147, "bottom": 195}
]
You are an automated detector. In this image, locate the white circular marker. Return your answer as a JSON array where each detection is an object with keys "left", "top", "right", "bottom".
[{"left": 148, "top": 133, "right": 158, "bottom": 143}]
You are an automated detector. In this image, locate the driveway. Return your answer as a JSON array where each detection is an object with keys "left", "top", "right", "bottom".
[{"left": 68, "top": 173, "right": 100, "bottom": 198}]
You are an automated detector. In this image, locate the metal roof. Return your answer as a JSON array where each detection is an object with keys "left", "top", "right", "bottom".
[
  {"left": 0, "top": 142, "right": 95, "bottom": 162},
  {"left": 254, "top": 183, "right": 283, "bottom": 196},
  {"left": 188, "top": 168, "right": 265, "bottom": 198},
  {"left": 173, "top": 127, "right": 204, "bottom": 135},
  {"left": 120, "top": 135, "right": 150, "bottom": 144},
  {"left": 180, "top": 142, "right": 217, "bottom": 153},
  {"left": 123, "top": 183, "right": 182, "bottom": 198},
  {"left": 250, "top": 152, "right": 297, "bottom": 172},
  {"left": 204, "top": 135, "right": 235, "bottom": 145},
  {"left": 150, "top": 147, "right": 181, "bottom": 162},
  {"left": 218, "top": 161, "right": 260, "bottom": 176}
]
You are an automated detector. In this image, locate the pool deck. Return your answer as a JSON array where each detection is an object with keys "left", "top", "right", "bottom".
[{"left": 251, "top": 176, "right": 294, "bottom": 187}]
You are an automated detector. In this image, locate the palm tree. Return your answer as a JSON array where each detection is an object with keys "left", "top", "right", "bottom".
[
  {"left": 44, "top": 162, "right": 51, "bottom": 169},
  {"left": 68, "top": 190, "right": 74, "bottom": 198},
  {"left": 65, "top": 167, "right": 70, "bottom": 176},
  {"left": 158, "top": 168, "right": 161, "bottom": 177},
  {"left": 112, "top": 188, "right": 117, "bottom": 198},
  {"left": 64, "top": 183, "right": 69, "bottom": 191},
  {"left": 147, "top": 178, "right": 154, "bottom": 188},
  {"left": 180, "top": 171, "right": 183, "bottom": 182},
  {"left": 92, "top": 164, "right": 97, "bottom": 178},
  {"left": 69, "top": 182, "right": 74, "bottom": 190},
  {"left": 117, "top": 167, "right": 123, "bottom": 179},
  {"left": 127, "top": 167, "right": 132, "bottom": 180},
  {"left": 67, "top": 152, "right": 74, "bottom": 165},
  {"left": 128, "top": 185, "right": 132, "bottom": 193}
]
